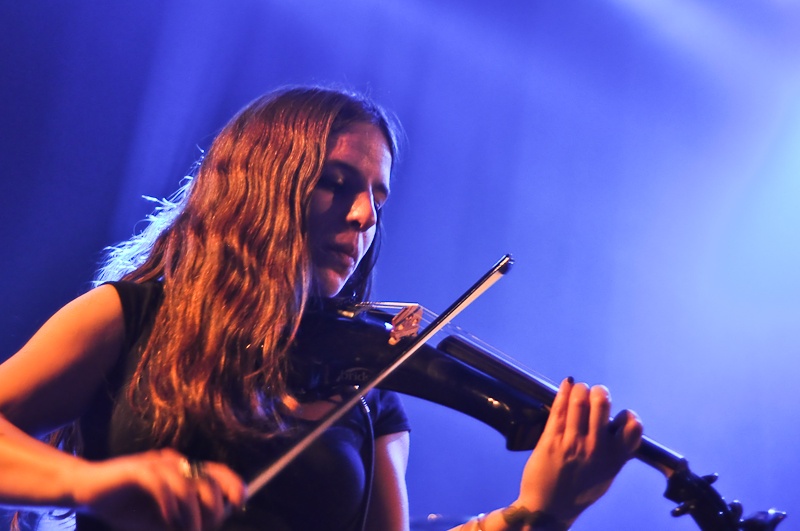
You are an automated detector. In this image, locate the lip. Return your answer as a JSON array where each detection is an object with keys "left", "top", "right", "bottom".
[{"left": 327, "top": 242, "right": 360, "bottom": 262}]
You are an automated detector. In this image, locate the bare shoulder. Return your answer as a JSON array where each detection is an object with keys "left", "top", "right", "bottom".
[{"left": 0, "top": 284, "right": 126, "bottom": 435}]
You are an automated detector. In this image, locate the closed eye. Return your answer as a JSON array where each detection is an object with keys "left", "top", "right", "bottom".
[
  {"left": 317, "top": 161, "right": 390, "bottom": 218},
  {"left": 317, "top": 169, "right": 346, "bottom": 191}
]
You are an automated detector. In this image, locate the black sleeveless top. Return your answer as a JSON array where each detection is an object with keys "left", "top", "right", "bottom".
[{"left": 76, "top": 281, "right": 410, "bottom": 530}]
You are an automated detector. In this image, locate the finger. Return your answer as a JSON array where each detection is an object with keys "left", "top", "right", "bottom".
[
  {"left": 565, "top": 382, "right": 591, "bottom": 438},
  {"left": 204, "top": 462, "right": 247, "bottom": 514},
  {"left": 180, "top": 484, "right": 203, "bottom": 531},
  {"left": 196, "top": 476, "right": 225, "bottom": 530},
  {"left": 588, "top": 385, "right": 612, "bottom": 444},
  {"left": 541, "top": 377, "right": 574, "bottom": 442},
  {"left": 616, "top": 409, "right": 643, "bottom": 456},
  {"left": 162, "top": 456, "right": 203, "bottom": 531},
  {"left": 147, "top": 473, "right": 180, "bottom": 531}
]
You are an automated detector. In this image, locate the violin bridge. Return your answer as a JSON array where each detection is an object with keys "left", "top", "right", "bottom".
[{"left": 388, "top": 304, "right": 423, "bottom": 345}]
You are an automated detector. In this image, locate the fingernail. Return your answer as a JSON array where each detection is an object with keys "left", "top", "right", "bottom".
[{"left": 567, "top": 376, "right": 574, "bottom": 385}]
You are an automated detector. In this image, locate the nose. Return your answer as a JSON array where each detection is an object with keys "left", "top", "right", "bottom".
[{"left": 346, "top": 190, "right": 378, "bottom": 231}]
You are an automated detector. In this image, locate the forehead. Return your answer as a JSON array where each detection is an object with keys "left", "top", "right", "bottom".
[{"left": 326, "top": 123, "right": 393, "bottom": 186}]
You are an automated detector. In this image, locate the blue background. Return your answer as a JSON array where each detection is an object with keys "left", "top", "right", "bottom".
[{"left": 2, "top": 1, "right": 799, "bottom": 529}]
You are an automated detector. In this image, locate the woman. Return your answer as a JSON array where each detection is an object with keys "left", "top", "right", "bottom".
[{"left": 0, "top": 86, "right": 642, "bottom": 531}]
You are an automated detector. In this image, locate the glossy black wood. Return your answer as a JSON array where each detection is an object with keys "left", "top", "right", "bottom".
[{"left": 289, "top": 306, "right": 786, "bottom": 530}]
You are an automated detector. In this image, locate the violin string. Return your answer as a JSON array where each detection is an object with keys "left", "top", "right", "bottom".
[{"left": 360, "top": 301, "right": 558, "bottom": 388}]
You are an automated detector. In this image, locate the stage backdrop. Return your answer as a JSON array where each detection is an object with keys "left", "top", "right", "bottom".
[{"left": 2, "top": 1, "right": 799, "bottom": 529}]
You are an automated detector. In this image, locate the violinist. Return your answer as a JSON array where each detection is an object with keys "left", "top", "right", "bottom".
[{"left": 0, "top": 86, "right": 642, "bottom": 531}]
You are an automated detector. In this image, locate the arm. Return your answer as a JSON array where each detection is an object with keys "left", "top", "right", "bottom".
[
  {"left": 450, "top": 378, "right": 642, "bottom": 531},
  {"left": 0, "top": 285, "right": 126, "bottom": 436},
  {"left": 365, "top": 431, "right": 410, "bottom": 531},
  {"left": 0, "top": 285, "right": 246, "bottom": 530}
]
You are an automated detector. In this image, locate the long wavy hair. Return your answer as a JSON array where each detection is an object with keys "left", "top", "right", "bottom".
[{"left": 94, "top": 86, "right": 401, "bottom": 448}]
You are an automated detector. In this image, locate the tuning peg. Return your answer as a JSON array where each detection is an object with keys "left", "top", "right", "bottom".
[
  {"left": 728, "top": 500, "right": 743, "bottom": 520},
  {"left": 740, "top": 508, "right": 787, "bottom": 531},
  {"left": 700, "top": 473, "right": 719, "bottom": 485}
]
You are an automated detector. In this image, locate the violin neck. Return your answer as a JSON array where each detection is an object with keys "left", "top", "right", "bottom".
[
  {"left": 437, "top": 335, "right": 688, "bottom": 478},
  {"left": 637, "top": 436, "right": 688, "bottom": 477}
]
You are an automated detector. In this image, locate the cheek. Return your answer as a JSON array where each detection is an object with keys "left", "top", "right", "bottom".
[
  {"left": 307, "top": 191, "right": 332, "bottom": 243},
  {"left": 307, "top": 191, "right": 329, "bottom": 227},
  {"left": 362, "top": 225, "right": 377, "bottom": 254}
]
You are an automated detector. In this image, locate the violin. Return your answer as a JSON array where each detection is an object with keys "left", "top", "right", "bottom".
[{"left": 267, "top": 256, "right": 786, "bottom": 531}]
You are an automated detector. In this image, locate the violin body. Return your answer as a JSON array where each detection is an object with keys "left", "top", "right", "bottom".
[
  {"left": 289, "top": 303, "right": 786, "bottom": 531},
  {"left": 291, "top": 307, "right": 551, "bottom": 450}
]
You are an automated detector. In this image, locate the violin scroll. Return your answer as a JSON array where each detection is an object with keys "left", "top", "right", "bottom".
[
  {"left": 739, "top": 509, "right": 787, "bottom": 531},
  {"left": 665, "top": 469, "right": 786, "bottom": 530}
]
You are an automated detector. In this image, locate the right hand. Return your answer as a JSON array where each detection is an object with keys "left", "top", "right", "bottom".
[{"left": 70, "top": 448, "right": 246, "bottom": 531}]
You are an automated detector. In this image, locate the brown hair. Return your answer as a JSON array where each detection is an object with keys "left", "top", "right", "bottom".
[{"left": 98, "top": 86, "right": 401, "bottom": 447}]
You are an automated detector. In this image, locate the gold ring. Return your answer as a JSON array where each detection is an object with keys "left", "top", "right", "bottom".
[{"left": 189, "top": 461, "right": 207, "bottom": 479}]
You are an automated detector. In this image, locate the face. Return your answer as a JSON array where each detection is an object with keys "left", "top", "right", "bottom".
[{"left": 307, "top": 122, "right": 392, "bottom": 298}]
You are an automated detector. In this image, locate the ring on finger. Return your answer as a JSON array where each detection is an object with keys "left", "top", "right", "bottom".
[
  {"left": 178, "top": 457, "right": 206, "bottom": 480},
  {"left": 189, "top": 461, "right": 207, "bottom": 479}
]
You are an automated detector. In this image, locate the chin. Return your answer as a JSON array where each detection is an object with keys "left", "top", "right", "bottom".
[
  {"left": 313, "top": 271, "right": 349, "bottom": 299},
  {"left": 321, "top": 286, "right": 345, "bottom": 299}
]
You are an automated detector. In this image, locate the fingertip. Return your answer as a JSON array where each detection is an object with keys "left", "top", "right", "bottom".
[
  {"left": 609, "top": 409, "right": 635, "bottom": 441},
  {"left": 633, "top": 422, "right": 644, "bottom": 441},
  {"left": 571, "top": 381, "right": 591, "bottom": 397},
  {"left": 611, "top": 408, "right": 634, "bottom": 424},
  {"left": 554, "top": 377, "right": 572, "bottom": 401},
  {"left": 589, "top": 384, "right": 611, "bottom": 402},
  {"left": 615, "top": 409, "right": 644, "bottom": 454},
  {"left": 623, "top": 409, "right": 643, "bottom": 434},
  {"left": 228, "top": 479, "right": 247, "bottom": 513}
]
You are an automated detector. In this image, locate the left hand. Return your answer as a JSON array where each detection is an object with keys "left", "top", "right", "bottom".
[{"left": 514, "top": 378, "right": 642, "bottom": 526}]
